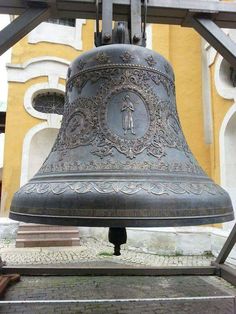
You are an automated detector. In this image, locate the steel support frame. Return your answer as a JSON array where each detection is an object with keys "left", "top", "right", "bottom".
[
  {"left": 0, "top": 4, "right": 50, "bottom": 56},
  {"left": 0, "top": 0, "right": 235, "bottom": 286},
  {"left": 212, "top": 222, "right": 236, "bottom": 286},
  {"left": 0, "top": 1, "right": 236, "bottom": 67},
  {"left": 192, "top": 16, "right": 236, "bottom": 69},
  {"left": 1, "top": 1, "right": 236, "bottom": 26}
]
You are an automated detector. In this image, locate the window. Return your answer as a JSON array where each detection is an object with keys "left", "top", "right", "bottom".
[{"left": 33, "top": 92, "right": 64, "bottom": 115}]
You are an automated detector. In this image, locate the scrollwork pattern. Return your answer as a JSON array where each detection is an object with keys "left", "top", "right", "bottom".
[
  {"left": 51, "top": 97, "right": 97, "bottom": 151},
  {"left": 46, "top": 64, "right": 200, "bottom": 175},
  {"left": 18, "top": 181, "right": 225, "bottom": 196},
  {"left": 66, "top": 64, "right": 175, "bottom": 96},
  {"left": 39, "top": 159, "right": 204, "bottom": 175}
]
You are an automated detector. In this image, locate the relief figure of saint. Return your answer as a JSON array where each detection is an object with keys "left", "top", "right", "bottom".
[{"left": 121, "top": 95, "right": 136, "bottom": 135}]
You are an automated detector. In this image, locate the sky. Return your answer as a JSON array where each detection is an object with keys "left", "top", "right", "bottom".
[{"left": 0, "top": 15, "right": 11, "bottom": 112}]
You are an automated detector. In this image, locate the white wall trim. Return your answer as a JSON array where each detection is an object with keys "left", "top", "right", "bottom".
[
  {"left": 201, "top": 39, "right": 213, "bottom": 144},
  {"left": 204, "top": 42, "right": 217, "bottom": 67},
  {"left": 28, "top": 19, "right": 86, "bottom": 50},
  {"left": 146, "top": 24, "right": 152, "bottom": 50},
  {"left": 81, "top": 226, "right": 236, "bottom": 261},
  {"left": 0, "top": 133, "right": 4, "bottom": 169},
  {"left": 24, "top": 83, "right": 65, "bottom": 121},
  {"left": 7, "top": 56, "right": 70, "bottom": 71},
  {"left": 7, "top": 56, "right": 70, "bottom": 83}
]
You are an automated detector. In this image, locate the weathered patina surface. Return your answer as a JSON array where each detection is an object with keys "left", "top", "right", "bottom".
[{"left": 10, "top": 44, "right": 234, "bottom": 227}]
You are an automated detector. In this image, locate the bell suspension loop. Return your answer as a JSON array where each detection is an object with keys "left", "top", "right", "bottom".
[{"left": 94, "top": 0, "right": 147, "bottom": 47}]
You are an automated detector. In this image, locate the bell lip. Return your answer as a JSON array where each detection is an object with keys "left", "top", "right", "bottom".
[{"left": 9, "top": 211, "right": 234, "bottom": 228}]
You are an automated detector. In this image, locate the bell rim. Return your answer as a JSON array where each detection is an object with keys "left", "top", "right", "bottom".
[{"left": 9, "top": 211, "right": 234, "bottom": 228}]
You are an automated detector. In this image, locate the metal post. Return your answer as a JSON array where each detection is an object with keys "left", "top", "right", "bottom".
[
  {"left": 102, "top": 0, "right": 113, "bottom": 45},
  {"left": 215, "top": 223, "right": 236, "bottom": 265},
  {"left": 130, "top": 0, "right": 142, "bottom": 45}
]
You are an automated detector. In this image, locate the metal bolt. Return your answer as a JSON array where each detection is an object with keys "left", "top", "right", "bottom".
[
  {"left": 133, "top": 34, "right": 141, "bottom": 43},
  {"left": 103, "top": 33, "right": 111, "bottom": 42}
]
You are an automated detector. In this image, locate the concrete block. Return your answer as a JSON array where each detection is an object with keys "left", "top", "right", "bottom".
[
  {"left": 176, "top": 232, "right": 211, "bottom": 255},
  {"left": 127, "top": 229, "right": 176, "bottom": 255},
  {"left": 0, "top": 218, "right": 19, "bottom": 239}
]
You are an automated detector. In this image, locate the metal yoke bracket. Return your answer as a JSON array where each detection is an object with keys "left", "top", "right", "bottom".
[{"left": 95, "top": 0, "right": 147, "bottom": 47}]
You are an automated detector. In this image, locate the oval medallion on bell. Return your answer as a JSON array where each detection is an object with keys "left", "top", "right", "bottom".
[{"left": 10, "top": 44, "right": 234, "bottom": 229}]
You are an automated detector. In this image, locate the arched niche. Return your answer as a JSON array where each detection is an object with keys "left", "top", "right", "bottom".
[
  {"left": 224, "top": 113, "right": 236, "bottom": 188},
  {"left": 22, "top": 126, "right": 59, "bottom": 184},
  {"left": 215, "top": 56, "right": 236, "bottom": 101},
  {"left": 220, "top": 105, "right": 236, "bottom": 229},
  {"left": 28, "top": 127, "right": 58, "bottom": 181}
]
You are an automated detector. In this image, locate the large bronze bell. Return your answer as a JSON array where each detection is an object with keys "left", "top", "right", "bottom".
[{"left": 9, "top": 43, "right": 234, "bottom": 254}]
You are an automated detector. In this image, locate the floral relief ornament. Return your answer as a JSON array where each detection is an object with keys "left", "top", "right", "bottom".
[
  {"left": 120, "top": 51, "right": 135, "bottom": 63},
  {"left": 145, "top": 55, "right": 157, "bottom": 67},
  {"left": 77, "top": 59, "right": 86, "bottom": 71},
  {"left": 95, "top": 52, "right": 111, "bottom": 64}
]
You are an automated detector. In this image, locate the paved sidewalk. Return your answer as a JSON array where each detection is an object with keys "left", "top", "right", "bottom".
[
  {"left": 1, "top": 275, "right": 236, "bottom": 313},
  {"left": 0, "top": 238, "right": 214, "bottom": 267},
  {"left": 1, "top": 238, "right": 235, "bottom": 314}
]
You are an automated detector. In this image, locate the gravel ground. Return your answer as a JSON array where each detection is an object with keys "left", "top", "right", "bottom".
[{"left": 0, "top": 238, "right": 214, "bottom": 267}]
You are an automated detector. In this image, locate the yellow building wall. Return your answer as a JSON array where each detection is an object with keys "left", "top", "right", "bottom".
[
  {"left": 1, "top": 77, "right": 46, "bottom": 213},
  {"left": 0, "top": 22, "right": 224, "bottom": 215},
  {"left": 1, "top": 20, "right": 94, "bottom": 214},
  {"left": 153, "top": 24, "right": 211, "bottom": 176}
]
